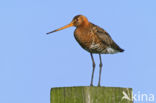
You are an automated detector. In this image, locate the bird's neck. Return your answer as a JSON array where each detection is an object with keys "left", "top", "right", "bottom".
[
  {"left": 78, "top": 21, "right": 91, "bottom": 29},
  {"left": 76, "top": 23, "right": 91, "bottom": 35}
]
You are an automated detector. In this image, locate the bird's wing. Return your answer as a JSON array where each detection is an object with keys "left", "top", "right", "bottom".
[{"left": 91, "top": 23, "right": 124, "bottom": 52}]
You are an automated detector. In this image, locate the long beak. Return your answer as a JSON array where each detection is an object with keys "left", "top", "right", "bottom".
[{"left": 46, "top": 22, "right": 74, "bottom": 34}]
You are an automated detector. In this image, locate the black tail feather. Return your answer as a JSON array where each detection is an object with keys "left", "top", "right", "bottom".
[{"left": 119, "top": 48, "right": 124, "bottom": 52}]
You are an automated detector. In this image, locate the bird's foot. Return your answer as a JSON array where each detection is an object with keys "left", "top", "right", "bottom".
[
  {"left": 90, "top": 84, "right": 93, "bottom": 87},
  {"left": 98, "top": 83, "right": 101, "bottom": 87}
]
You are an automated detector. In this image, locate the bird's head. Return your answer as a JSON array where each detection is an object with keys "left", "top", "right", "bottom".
[
  {"left": 47, "top": 15, "right": 89, "bottom": 34},
  {"left": 72, "top": 15, "right": 89, "bottom": 27}
]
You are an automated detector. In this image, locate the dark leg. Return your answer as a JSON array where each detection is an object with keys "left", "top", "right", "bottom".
[
  {"left": 90, "top": 53, "right": 95, "bottom": 86},
  {"left": 98, "top": 54, "right": 103, "bottom": 87}
]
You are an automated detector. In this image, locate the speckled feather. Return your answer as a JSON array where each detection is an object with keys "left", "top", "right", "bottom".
[{"left": 74, "top": 22, "right": 124, "bottom": 54}]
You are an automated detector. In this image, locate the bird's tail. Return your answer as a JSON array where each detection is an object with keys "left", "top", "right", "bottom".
[{"left": 119, "top": 48, "right": 124, "bottom": 52}]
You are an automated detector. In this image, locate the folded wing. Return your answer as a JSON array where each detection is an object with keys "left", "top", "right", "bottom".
[{"left": 91, "top": 23, "right": 124, "bottom": 52}]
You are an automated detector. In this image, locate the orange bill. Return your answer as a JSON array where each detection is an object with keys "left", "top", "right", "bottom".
[{"left": 46, "top": 22, "right": 73, "bottom": 34}]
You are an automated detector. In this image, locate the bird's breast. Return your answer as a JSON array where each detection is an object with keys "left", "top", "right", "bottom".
[{"left": 74, "top": 28, "right": 104, "bottom": 53}]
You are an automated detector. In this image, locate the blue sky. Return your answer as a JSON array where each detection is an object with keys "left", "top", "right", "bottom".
[{"left": 0, "top": 0, "right": 156, "bottom": 103}]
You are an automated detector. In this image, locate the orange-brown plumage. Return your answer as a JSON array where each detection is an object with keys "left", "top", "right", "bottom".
[
  {"left": 47, "top": 15, "right": 124, "bottom": 86},
  {"left": 74, "top": 24, "right": 103, "bottom": 53}
]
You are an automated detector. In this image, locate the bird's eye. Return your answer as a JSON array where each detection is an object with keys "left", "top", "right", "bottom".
[{"left": 76, "top": 18, "right": 79, "bottom": 21}]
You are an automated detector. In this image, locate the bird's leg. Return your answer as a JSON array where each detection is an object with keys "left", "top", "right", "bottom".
[
  {"left": 90, "top": 53, "right": 95, "bottom": 86},
  {"left": 98, "top": 54, "right": 103, "bottom": 87}
]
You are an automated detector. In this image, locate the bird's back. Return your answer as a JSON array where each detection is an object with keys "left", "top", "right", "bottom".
[{"left": 91, "top": 23, "right": 124, "bottom": 53}]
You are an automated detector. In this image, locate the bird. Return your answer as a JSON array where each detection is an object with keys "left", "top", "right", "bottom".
[{"left": 47, "top": 15, "right": 124, "bottom": 87}]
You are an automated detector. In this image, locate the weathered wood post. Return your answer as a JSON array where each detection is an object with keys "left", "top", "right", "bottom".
[{"left": 50, "top": 86, "right": 133, "bottom": 103}]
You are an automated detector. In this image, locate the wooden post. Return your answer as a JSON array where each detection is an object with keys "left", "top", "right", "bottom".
[{"left": 50, "top": 86, "right": 133, "bottom": 103}]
